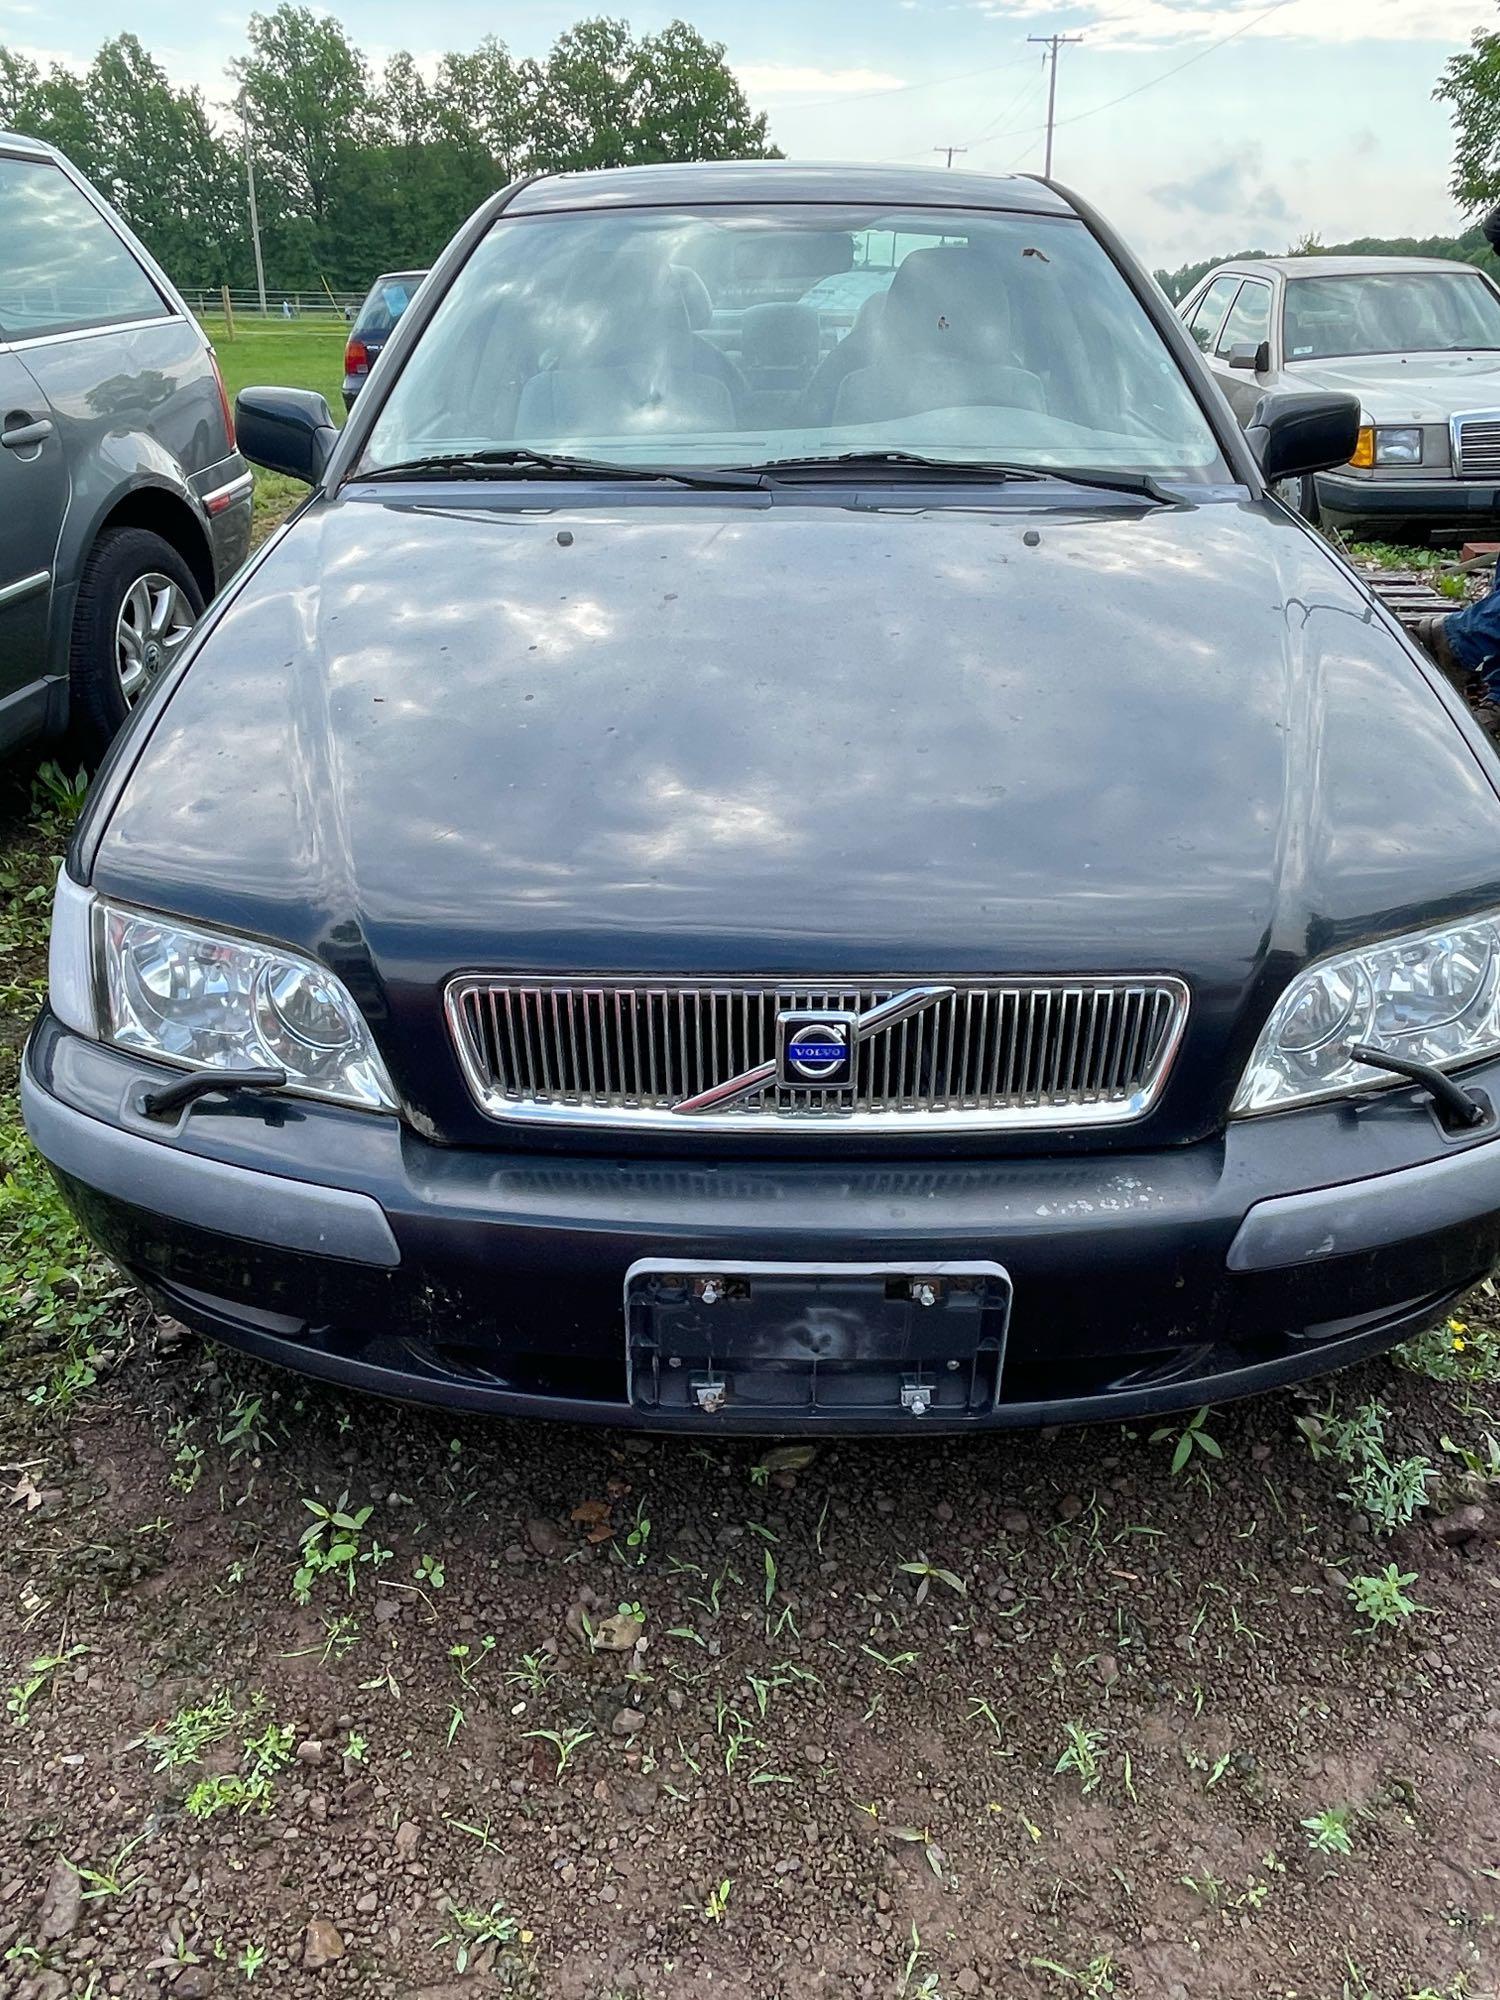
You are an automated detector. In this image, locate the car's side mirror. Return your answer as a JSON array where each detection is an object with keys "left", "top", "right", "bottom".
[
  {"left": 236, "top": 387, "right": 337, "bottom": 485},
  {"left": 1227, "top": 339, "right": 1270, "bottom": 373},
  {"left": 1245, "top": 388, "right": 1361, "bottom": 483}
]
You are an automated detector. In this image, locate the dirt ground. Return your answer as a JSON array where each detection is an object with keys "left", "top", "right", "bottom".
[{"left": 4, "top": 759, "right": 1500, "bottom": 2000}]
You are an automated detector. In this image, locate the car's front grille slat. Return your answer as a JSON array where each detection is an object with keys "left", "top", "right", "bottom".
[
  {"left": 446, "top": 975, "right": 1188, "bottom": 1133},
  {"left": 1454, "top": 413, "right": 1500, "bottom": 477}
]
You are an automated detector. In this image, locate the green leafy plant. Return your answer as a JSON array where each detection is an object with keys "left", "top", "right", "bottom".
[
  {"left": 1296, "top": 1396, "right": 1434, "bottom": 1533},
  {"left": 292, "top": 1492, "right": 386, "bottom": 1603},
  {"left": 32, "top": 761, "right": 89, "bottom": 822},
  {"left": 1151, "top": 1404, "right": 1223, "bottom": 1476},
  {"left": 624, "top": 1501, "right": 652, "bottom": 1563},
  {"left": 415, "top": 1552, "right": 445, "bottom": 1590},
  {"left": 1054, "top": 1720, "right": 1105, "bottom": 1795},
  {"left": 1029, "top": 1955, "right": 1118, "bottom": 1996},
  {"left": 703, "top": 1877, "right": 731, "bottom": 1920},
  {"left": 896, "top": 1921, "right": 942, "bottom": 1998},
  {"left": 1348, "top": 1565, "right": 1425, "bottom": 1633},
  {"left": 897, "top": 1556, "right": 967, "bottom": 1602},
  {"left": 7, "top": 1643, "right": 88, "bottom": 1727},
  {"left": 1302, "top": 1805, "right": 1355, "bottom": 1856},
  {"left": 140, "top": 1690, "right": 237, "bottom": 1770},
  {"left": 522, "top": 1725, "right": 594, "bottom": 1777},
  {"left": 67, "top": 1832, "right": 149, "bottom": 1902},
  {"left": 434, "top": 1899, "right": 523, "bottom": 1975},
  {"left": 184, "top": 1719, "right": 293, "bottom": 1818},
  {"left": 1397, "top": 1314, "right": 1500, "bottom": 1386}
]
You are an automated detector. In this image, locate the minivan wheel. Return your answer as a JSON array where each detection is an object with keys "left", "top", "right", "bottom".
[{"left": 69, "top": 527, "right": 205, "bottom": 757}]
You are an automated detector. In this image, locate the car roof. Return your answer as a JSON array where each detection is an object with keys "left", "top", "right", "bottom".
[
  {"left": 0, "top": 129, "right": 58, "bottom": 160},
  {"left": 1208, "top": 254, "right": 1484, "bottom": 281},
  {"left": 369, "top": 270, "right": 427, "bottom": 285},
  {"left": 508, "top": 160, "right": 1075, "bottom": 216}
]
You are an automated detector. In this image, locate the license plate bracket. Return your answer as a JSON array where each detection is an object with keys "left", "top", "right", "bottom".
[{"left": 624, "top": 1259, "right": 1011, "bottom": 1419}]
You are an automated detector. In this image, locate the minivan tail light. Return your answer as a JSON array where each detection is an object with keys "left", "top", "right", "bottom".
[
  {"left": 345, "top": 337, "right": 370, "bottom": 377},
  {"left": 209, "top": 349, "right": 235, "bottom": 449}
]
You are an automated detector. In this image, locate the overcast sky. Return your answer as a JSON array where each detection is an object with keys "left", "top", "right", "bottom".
[{"left": 4, "top": 0, "right": 1485, "bottom": 266}]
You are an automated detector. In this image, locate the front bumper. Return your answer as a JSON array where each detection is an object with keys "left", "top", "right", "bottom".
[
  {"left": 1315, "top": 470, "right": 1500, "bottom": 530},
  {"left": 22, "top": 1013, "right": 1500, "bottom": 1433}
]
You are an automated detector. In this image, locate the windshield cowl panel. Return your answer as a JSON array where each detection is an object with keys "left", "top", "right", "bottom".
[{"left": 362, "top": 203, "right": 1229, "bottom": 486}]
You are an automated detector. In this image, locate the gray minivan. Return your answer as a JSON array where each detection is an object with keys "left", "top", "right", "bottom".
[{"left": 0, "top": 131, "right": 252, "bottom": 756}]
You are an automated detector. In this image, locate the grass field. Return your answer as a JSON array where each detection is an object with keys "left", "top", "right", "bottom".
[{"left": 202, "top": 316, "right": 347, "bottom": 538}]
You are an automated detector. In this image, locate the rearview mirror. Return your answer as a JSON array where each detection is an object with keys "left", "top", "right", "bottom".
[
  {"left": 236, "top": 386, "right": 337, "bottom": 485},
  {"left": 1227, "top": 339, "right": 1270, "bottom": 373},
  {"left": 1245, "top": 389, "right": 1361, "bottom": 484}
]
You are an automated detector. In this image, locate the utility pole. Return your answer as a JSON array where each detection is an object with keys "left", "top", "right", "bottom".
[
  {"left": 933, "top": 145, "right": 968, "bottom": 170},
  {"left": 238, "top": 91, "right": 268, "bottom": 318},
  {"left": 1027, "top": 32, "right": 1083, "bottom": 179}
]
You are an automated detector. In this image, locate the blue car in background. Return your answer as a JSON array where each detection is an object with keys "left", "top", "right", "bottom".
[{"left": 342, "top": 270, "right": 426, "bottom": 408}]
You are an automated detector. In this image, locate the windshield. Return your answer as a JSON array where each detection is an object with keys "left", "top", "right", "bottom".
[
  {"left": 363, "top": 204, "right": 1228, "bottom": 480},
  {"left": 1284, "top": 271, "right": 1500, "bottom": 360}
]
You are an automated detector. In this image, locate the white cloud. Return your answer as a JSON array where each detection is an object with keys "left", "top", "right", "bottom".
[
  {"left": 976, "top": 0, "right": 1479, "bottom": 48},
  {"left": 735, "top": 62, "right": 908, "bottom": 97}
]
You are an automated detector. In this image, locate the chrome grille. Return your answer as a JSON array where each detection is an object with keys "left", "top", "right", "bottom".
[
  {"left": 1454, "top": 411, "right": 1500, "bottom": 477},
  {"left": 445, "top": 977, "right": 1188, "bottom": 1133}
]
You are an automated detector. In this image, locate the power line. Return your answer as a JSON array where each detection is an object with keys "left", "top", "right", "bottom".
[
  {"left": 934, "top": 144, "right": 969, "bottom": 168},
  {"left": 960, "top": 59, "right": 1051, "bottom": 148},
  {"left": 1027, "top": 32, "right": 1083, "bottom": 178},
  {"left": 968, "top": 0, "right": 1303, "bottom": 156},
  {"left": 767, "top": 46, "right": 1035, "bottom": 114}
]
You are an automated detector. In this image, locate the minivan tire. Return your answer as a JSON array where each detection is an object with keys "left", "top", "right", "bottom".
[{"left": 69, "top": 527, "right": 205, "bottom": 758}]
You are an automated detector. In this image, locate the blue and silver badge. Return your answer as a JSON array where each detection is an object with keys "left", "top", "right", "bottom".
[{"left": 778, "top": 1011, "right": 857, "bottom": 1089}]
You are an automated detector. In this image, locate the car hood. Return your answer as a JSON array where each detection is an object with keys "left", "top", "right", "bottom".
[
  {"left": 1286, "top": 352, "right": 1500, "bottom": 422},
  {"left": 91, "top": 486, "right": 1500, "bottom": 1143}
]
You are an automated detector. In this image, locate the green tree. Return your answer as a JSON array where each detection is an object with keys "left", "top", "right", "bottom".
[
  {"left": 231, "top": 4, "right": 373, "bottom": 269},
  {"left": 433, "top": 36, "right": 535, "bottom": 185},
  {"left": 81, "top": 37, "right": 243, "bottom": 287},
  {"left": 1437, "top": 20, "right": 1500, "bottom": 215},
  {"left": 632, "top": 21, "right": 777, "bottom": 164},
  {"left": 0, "top": 47, "right": 97, "bottom": 167},
  {"left": 0, "top": 46, "right": 41, "bottom": 127},
  {"left": 530, "top": 17, "right": 639, "bottom": 170},
  {"left": 529, "top": 16, "right": 778, "bottom": 171}
]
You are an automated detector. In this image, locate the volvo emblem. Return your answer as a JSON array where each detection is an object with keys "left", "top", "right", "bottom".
[
  {"left": 778, "top": 1012, "right": 857, "bottom": 1089},
  {"left": 670, "top": 986, "right": 954, "bottom": 1115}
]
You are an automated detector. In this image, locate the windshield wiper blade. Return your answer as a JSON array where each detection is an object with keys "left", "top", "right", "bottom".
[
  {"left": 357, "top": 447, "right": 768, "bottom": 490},
  {"left": 750, "top": 449, "right": 1046, "bottom": 480},
  {"left": 747, "top": 449, "right": 1177, "bottom": 503},
  {"left": 1029, "top": 465, "right": 1179, "bottom": 505}
]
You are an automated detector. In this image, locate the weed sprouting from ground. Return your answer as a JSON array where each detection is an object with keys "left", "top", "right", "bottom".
[
  {"left": 1397, "top": 1312, "right": 1500, "bottom": 1387},
  {"left": 434, "top": 1898, "right": 527, "bottom": 1975},
  {"left": 1302, "top": 1805, "right": 1356, "bottom": 1856},
  {"left": 1150, "top": 1404, "right": 1223, "bottom": 1477},
  {"left": 1054, "top": 1721, "right": 1105, "bottom": 1795},
  {"left": 184, "top": 1717, "right": 294, "bottom": 1819},
  {"left": 1347, "top": 1565, "right": 1425, "bottom": 1634},
  {"left": 1296, "top": 1395, "right": 1434, "bottom": 1533}
]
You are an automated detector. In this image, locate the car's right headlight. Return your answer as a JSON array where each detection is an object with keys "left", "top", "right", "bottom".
[
  {"left": 1232, "top": 913, "right": 1500, "bottom": 1115},
  {"left": 47, "top": 873, "right": 396, "bottom": 1112}
]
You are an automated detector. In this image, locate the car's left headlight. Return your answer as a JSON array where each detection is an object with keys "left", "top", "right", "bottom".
[
  {"left": 1374, "top": 425, "right": 1424, "bottom": 466},
  {"left": 48, "top": 875, "right": 396, "bottom": 1112},
  {"left": 1232, "top": 913, "right": 1500, "bottom": 1115},
  {"left": 1350, "top": 425, "right": 1425, "bottom": 468}
]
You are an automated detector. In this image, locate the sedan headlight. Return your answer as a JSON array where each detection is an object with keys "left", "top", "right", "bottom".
[
  {"left": 1373, "top": 425, "right": 1424, "bottom": 466},
  {"left": 1233, "top": 914, "right": 1500, "bottom": 1115},
  {"left": 46, "top": 877, "right": 397, "bottom": 1112},
  {"left": 1349, "top": 425, "right": 1425, "bottom": 469}
]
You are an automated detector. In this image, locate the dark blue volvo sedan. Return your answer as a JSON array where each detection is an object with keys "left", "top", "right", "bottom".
[{"left": 23, "top": 163, "right": 1500, "bottom": 1431}]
